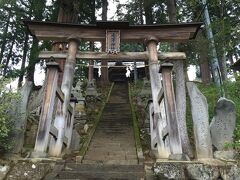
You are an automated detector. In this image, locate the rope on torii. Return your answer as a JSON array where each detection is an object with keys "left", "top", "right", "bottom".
[{"left": 75, "top": 62, "right": 159, "bottom": 68}]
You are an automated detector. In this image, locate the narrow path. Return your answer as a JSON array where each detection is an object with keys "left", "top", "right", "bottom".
[{"left": 83, "top": 82, "right": 138, "bottom": 165}]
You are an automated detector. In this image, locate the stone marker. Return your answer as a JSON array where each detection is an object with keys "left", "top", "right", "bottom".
[
  {"left": 72, "top": 81, "right": 84, "bottom": 101},
  {"left": 139, "top": 77, "right": 152, "bottom": 99},
  {"left": 187, "top": 82, "right": 213, "bottom": 159},
  {"left": 70, "top": 129, "right": 81, "bottom": 151},
  {"left": 210, "top": 97, "right": 236, "bottom": 150},
  {"left": 86, "top": 79, "right": 98, "bottom": 97}
]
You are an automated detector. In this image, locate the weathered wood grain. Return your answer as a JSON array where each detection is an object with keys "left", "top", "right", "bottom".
[
  {"left": 65, "top": 98, "right": 77, "bottom": 149},
  {"left": 160, "top": 63, "right": 182, "bottom": 155},
  {"left": 147, "top": 40, "right": 170, "bottom": 158},
  {"left": 24, "top": 21, "right": 202, "bottom": 42},
  {"left": 48, "top": 39, "right": 78, "bottom": 157},
  {"left": 32, "top": 62, "right": 59, "bottom": 157}
]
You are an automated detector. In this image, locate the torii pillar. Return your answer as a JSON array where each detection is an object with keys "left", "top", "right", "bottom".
[
  {"left": 145, "top": 37, "right": 183, "bottom": 159},
  {"left": 145, "top": 37, "right": 170, "bottom": 158},
  {"left": 48, "top": 37, "right": 79, "bottom": 157}
]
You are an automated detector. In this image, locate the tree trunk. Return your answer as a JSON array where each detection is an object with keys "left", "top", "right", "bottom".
[
  {"left": 219, "top": 52, "right": 227, "bottom": 81},
  {"left": 229, "top": 54, "right": 238, "bottom": 80},
  {"left": 3, "top": 38, "right": 15, "bottom": 76},
  {"left": 219, "top": 0, "right": 227, "bottom": 81},
  {"left": 0, "top": 11, "right": 11, "bottom": 64},
  {"left": 18, "top": 31, "right": 29, "bottom": 88},
  {"left": 102, "top": 0, "right": 108, "bottom": 21},
  {"left": 57, "top": 0, "right": 78, "bottom": 23},
  {"left": 199, "top": 32, "right": 211, "bottom": 84},
  {"left": 142, "top": 0, "right": 151, "bottom": 79},
  {"left": 88, "top": 0, "right": 95, "bottom": 81},
  {"left": 139, "top": 0, "right": 144, "bottom": 24},
  {"left": 167, "top": 0, "right": 193, "bottom": 158},
  {"left": 200, "top": 55, "right": 211, "bottom": 84},
  {"left": 12, "top": 81, "right": 33, "bottom": 154},
  {"left": 143, "top": 0, "right": 154, "bottom": 24},
  {"left": 88, "top": 42, "right": 94, "bottom": 81},
  {"left": 26, "top": 37, "right": 39, "bottom": 83},
  {"left": 167, "top": 0, "right": 177, "bottom": 23},
  {"left": 201, "top": 0, "right": 222, "bottom": 86},
  {"left": 101, "top": 0, "right": 109, "bottom": 85},
  {"left": 50, "top": 0, "right": 80, "bottom": 86}
]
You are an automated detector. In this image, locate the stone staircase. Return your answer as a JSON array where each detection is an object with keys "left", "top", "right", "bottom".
[{"left": 48, "top": 82, "right": 144, "bottom": 180}]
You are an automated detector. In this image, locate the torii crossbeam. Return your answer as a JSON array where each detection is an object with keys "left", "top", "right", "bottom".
[{"left": 24, "top": 20, "right": 202, "bottom": 42}]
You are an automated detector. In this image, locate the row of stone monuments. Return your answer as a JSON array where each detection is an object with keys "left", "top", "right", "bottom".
[
  {"left": 137, "top": 78, "right": 237, "bottom": 160},
  {"left": 187, "top": 82, "right": 236, "bottom": 159}
]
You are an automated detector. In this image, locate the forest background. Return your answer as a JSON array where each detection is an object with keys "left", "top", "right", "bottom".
[{"left": 0, "top": 0, "right": 239, "bottom": 152}]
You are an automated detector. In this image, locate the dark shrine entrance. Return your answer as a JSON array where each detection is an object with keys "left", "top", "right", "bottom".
[{"left": 108, "top": 62, "right": 128, "bottom": 82}]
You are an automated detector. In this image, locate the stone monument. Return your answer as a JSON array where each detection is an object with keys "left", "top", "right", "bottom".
[
  {"left": 210, "top": 97, "right": 236, "bottom": 150},
  {"left": 187, "top": 82, "right": 213, "bottom": 159}
]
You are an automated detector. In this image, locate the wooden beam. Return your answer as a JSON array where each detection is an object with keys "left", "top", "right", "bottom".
[
  {"left": 39, "top": 51, "right": 186, "bottom": 61},
  {"left": 24, "top": 21, "right": 202, "bottom": 42}
]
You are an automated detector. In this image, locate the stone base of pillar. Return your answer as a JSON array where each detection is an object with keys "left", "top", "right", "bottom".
[
  {"left": 30, "top": 151, "right": 47, "bottom": 158},
  {"left": 168, "top": 154, "right": 190, "bottom": 161}
]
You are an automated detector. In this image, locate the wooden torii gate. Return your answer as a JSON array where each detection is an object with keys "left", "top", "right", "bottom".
[{"left": 24, "top": 20, "right": 202, "bottom": 158}]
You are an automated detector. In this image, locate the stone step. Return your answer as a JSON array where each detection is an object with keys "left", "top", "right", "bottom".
[
  {"left": 89, "top": 138, "right": 135, "bottom": 142},
  {"left": 64, "top": 163, "right": 143, "bottom": 172},
  {"left": 56, "top": 171, "right": 144, "bottom": 180},
  {"left": 90, "top": 135, "right": 135, "bottom": 139},
  {"left": 86, "top": 150, "right": 137, "bottom": 156},
  {"left": 100, "top": 120, "right": 131, "bottom": 122},
  {"left": 93, "top": 131, "right": 134, "bottom": 134},
  {"left": 96, "top": 126, "right": 132, "bottom": 128},
  {"left": 82, "top": 159, "right": 139, "bottom": 165},
  {"left": 100, "top": 118, "right": 131, "bottom": 120},
  {"left": 83, "top": 154, "right": 137, "bottom": 161},
  {"left": 90, "top": 140, "right": 135, "bottom": 146},
  {"left": 86, "top": 149, "right": 136, "bottom": 155},
  {"left": 96, "top": 125, "right": 132, "bottom": 128},
  {"left": 94, "top": 128, "right": 133, "bottom": 131},
  {"left": 81, "top": 83, "right": 140, "bottom": 168},
  {"left": 89, "top": 143, "right": 135, "bottom": 148},
  {"left": 100, "top": 118, "right": 132, "bottom": 121}
]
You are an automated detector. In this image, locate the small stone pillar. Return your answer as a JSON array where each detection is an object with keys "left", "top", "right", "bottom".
[
  {"left": 160, "top": 62, "right": 183, "bottom": 156},
  {"left": 31, "top": 62, "right": 60, "bottom": 158}
]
